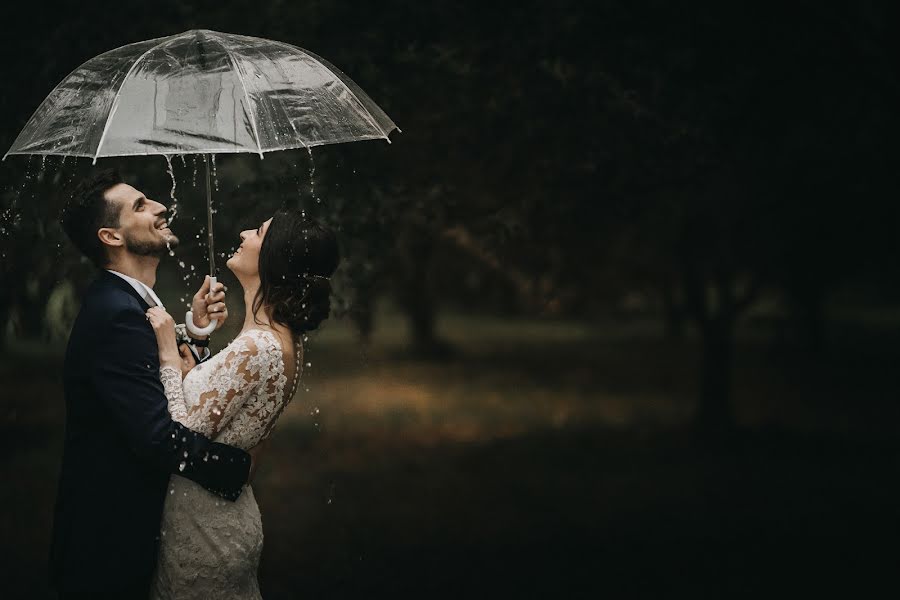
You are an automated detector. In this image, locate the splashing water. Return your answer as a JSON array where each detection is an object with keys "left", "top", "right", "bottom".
[
  {"left": 306, "top": 147, "right": 321, "bottom": 204},
  {"left": 62, "top": 156, "right": 78, "bottom": 188},
  {"left": 211, "top": 154, "right": 219, "bottom": 191},
  {"left": 20, "top": 155, "right": 34, "bottom": 192},
  {"left": 163, "top": 155, "right": 179, "bottom": 225}
]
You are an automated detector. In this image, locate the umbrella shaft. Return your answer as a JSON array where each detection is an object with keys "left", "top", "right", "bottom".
[{"left": 206, "top": 155, "right": 216, "bottom": 278}]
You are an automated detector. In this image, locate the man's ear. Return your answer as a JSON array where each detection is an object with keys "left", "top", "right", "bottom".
[{"left": 97, "top": 227, "right": 123, "bottom": 248}]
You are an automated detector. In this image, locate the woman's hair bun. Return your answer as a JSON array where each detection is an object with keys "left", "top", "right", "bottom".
[{"left": 254, "top": 212, "right": 339, "bottom": 335}]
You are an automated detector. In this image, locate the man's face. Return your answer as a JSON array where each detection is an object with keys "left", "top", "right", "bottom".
[{"left": 104, "top": 183, "right": 179, "bottom": 257}]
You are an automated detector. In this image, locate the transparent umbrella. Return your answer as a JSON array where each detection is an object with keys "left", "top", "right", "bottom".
[{"left": 4, "top": 29, "right": 399, "bottom": 334}]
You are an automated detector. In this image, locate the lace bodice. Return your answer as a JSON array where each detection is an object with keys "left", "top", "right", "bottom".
[{"left": 159, "top": 329, "right": 301, "bottom": 450}]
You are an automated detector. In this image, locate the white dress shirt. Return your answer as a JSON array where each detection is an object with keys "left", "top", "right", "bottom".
[
  {"left": 107, "top": 269, "right": 210, "bottom": 361},
  {"left": 107, "top": 269, "right": 165, "bottom": 308}
]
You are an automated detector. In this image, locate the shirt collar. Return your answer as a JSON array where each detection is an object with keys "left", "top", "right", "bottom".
[{"left": 106, "top": 269, "right": 165, "bottom": 309}]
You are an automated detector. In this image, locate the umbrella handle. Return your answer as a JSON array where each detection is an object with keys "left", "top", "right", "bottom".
[{"left": 185, "top": 276, "right": 219, "bottom": 337}]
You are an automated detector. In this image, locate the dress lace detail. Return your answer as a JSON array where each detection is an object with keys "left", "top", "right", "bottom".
[{"left": 150, "top": 329, "right": 301, "bottom": 600}]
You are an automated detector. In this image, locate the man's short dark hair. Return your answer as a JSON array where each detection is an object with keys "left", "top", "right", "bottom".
[{"left": 61, "top": 169, "right": 124, "bottom": 267}]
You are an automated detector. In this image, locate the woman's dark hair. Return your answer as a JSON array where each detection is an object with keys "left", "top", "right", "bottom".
[
  {"left": 252, "top": 211, "right": 339, "bottom": 336},
  {"left": 61, "top": 169, "right": 124, "bottom": 267}
]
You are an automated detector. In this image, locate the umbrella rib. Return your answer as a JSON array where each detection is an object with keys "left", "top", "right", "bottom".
[
  {"left": 93, "top": 35, "right": 182, "bottom": 164},
  {"left": 210, "top": 34, "right": 264, "bottom": 158},
  {"left": 272, "top": 40, "right": 392, "bottom": 142}
]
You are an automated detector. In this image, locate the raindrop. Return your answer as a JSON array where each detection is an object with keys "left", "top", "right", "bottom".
[
  {"left": 210, "top": 154, "right": 219, "bottom": 191},
  {"left": 178, "top": 461, "right": 186, "bottom": 472},
  {"left": 306, "top": 147, "right": 320, "bottom": 205},
  {"left": 20, "top": 155, "right": 34, "bottom": 192},
  {"left": 164, "top": 155, "right": 179, "bottom": 225}
]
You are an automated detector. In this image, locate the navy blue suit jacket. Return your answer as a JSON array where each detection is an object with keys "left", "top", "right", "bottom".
[{"left": 49, "top": 271, "right": 251, "bottom": 595}]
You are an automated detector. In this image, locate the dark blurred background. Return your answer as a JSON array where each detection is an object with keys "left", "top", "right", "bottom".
[{"left": 1, "top": 1, "right": 899, "bottom": 597}]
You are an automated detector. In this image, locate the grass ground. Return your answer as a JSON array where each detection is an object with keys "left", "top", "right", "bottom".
[{"left": 1, "top": 311, "right": 898, "bottom": 597}]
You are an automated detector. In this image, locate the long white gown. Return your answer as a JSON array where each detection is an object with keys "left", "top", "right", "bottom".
[{"left": 149, "top": 328, "right": 301, "bottom": 600}]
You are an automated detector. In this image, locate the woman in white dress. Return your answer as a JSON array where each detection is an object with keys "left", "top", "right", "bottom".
[{"left": 144, "top": 210, "right": 338, "bottom": 600}]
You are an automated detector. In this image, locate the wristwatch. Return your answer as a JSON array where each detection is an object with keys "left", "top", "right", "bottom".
[{"left": 189, "top": 336, "right": 210, "bottom": 348}]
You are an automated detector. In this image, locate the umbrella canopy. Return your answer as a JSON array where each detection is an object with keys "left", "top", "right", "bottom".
[
  {"left": 5, "top": 29, "right": 399, "bottom": 336},
  {"left": 4, "top": 29, "right": 398, "bottom": 162}
]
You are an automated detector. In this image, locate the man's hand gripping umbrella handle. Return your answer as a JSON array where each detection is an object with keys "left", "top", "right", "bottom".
[{"left": 185, "top": 276, "right": 218, "bottom": 337}]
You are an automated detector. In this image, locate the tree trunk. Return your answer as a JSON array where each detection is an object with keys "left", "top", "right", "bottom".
[
  {"left": 791, "top": 285, "right": 827, "bottom": 355},
  {"left": 695, "top": 318, "right": 735, "bottom": 437},
  {"left": 396, "top": 230, "right": 450, "bottom": 359},
  {"left": 350, "top": 278, "right": 377, "bottom": 346},
  {"left": 661, "top": 281, "right": 686, "bottom": 340},
  {"left": 408, "top": 287, "right": 438, "bottom": 352}
]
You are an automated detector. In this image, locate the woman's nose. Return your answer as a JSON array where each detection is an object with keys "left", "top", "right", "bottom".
[{"left": 239, "top": 230, "right": 249, "bottom": 241}]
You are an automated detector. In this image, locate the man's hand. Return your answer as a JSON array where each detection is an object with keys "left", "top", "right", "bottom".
[
  {"left": 177, "top": 343, "right": 198, "bottom": 379},
  {"left": 247, "top": 438, "right": 269, "bottom": 484},
  {"left": 190, "top": 275, "right": 228, "bottom": 333}
]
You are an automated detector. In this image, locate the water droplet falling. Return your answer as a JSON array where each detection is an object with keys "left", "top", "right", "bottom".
[
  {"left": 306, "top": 147, "right": 321, "bottom": 205},
  {"left": 164, "top": 155, "right": 179, "bottom": 225},
  {"left": 20, "top": 155, "right": 34, "bottom": 192},
  {"left": 210, "top": 153, "right": 219, "bottom": 191}
]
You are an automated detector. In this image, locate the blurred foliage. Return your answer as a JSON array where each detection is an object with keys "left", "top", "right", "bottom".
[{"left": 1, "top": 0, "right": 898, "bottom": 431}]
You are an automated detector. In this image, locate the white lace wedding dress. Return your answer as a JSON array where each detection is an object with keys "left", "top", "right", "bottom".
[{"left": 149, "top": 328, "right": 301, "bottom": 600}]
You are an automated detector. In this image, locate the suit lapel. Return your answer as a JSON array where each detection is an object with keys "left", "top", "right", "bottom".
[{"left": 97, "top": 270, "right": 151, "bottom": 311}]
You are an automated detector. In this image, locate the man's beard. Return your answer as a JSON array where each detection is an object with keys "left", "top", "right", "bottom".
[{"left": 124, "top": 232, "right": 180, "bottom": 257}]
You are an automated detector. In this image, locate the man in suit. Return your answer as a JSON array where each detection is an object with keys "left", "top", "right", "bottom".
[{"left": 51, "top": 169, "right": 258, "bottom": 598}]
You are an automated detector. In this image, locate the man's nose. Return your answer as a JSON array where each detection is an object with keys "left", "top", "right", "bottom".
[{"left": 150, "top": 200, "right": 168, "bottom": 216}]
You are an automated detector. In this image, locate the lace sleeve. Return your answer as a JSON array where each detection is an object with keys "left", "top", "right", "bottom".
[
  {"left": 175, "top": 334, "right": 266, "bottom": 438},
  {"left": 159, "top": 366, "right": 188, "bottom": 423}
]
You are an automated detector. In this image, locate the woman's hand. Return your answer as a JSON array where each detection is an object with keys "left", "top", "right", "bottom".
[{"left": 146, "top": 307, "right": 181, "bottom": 369}]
